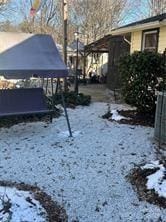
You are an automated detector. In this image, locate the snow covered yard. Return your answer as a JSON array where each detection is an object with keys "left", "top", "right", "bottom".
[
  {"left": 0, "top": 186, "right": 47, "bottom": 222},
  {"left": 0, "top": 102, "right": 165, "bottom": 222}
]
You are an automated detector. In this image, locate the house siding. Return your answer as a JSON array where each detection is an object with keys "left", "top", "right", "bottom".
[
  {"left": 158, "top": 26, "right": 166, "bottom": 53},
  {"left": 130, "top": 31, "right": 142, "bottom": 53},
  {"left": 130, "top": 26, "right": 166, "bottom": 54}
]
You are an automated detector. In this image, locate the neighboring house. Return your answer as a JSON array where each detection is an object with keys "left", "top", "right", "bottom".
[
  {"left": 111, "top": 13, "right": 166, "bottom": 54},
  {"left": 84, "top": 13, "right": 166, "bottom": 90},
  {"left": 96, "top": 53, "right": 108, "bottom": 77},
  {"left": 59, "top": 13, "right": 166, "bottom": 86},
  {"left": 84, "top": 35, "right": 111, "bottom": 81},
  {"left": 69, "top": 40, "right": 85, "bottom": 75},
  {"left": 85, "top": 34, "right": 130, "bottom": 89}
]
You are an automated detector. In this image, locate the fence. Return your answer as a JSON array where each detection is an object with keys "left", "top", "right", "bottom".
[{"left": 154, "top": 49, "right": 166, "bottom": 149}]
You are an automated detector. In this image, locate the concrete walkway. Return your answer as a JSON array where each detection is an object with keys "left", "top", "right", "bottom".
[{"left": 71, "top": 84, "right": 116, "bottom": 103}]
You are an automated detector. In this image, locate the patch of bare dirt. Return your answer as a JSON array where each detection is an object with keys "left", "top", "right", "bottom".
[
  {"left": 102, "top": 110, "right": 154, "bottom": 127},
  {"left": 118, "top": 110, "right": 155, "bottom": 127}
]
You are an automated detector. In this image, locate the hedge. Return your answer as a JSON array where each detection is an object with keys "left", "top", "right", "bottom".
[{"left": 119, "top": 51, "right": 165, "bottom": 114}]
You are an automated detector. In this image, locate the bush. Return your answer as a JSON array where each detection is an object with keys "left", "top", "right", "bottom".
[
  {"left": 49, "top": 91, "right": 91, "bottom": 108},
  {"left": 119, "top": 51, "right": 165, "bottom": 114}
]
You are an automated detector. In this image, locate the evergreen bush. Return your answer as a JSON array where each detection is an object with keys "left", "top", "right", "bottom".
[
  {"left": 119, "top": 51, "right": 165, "bottom": 114},
  {"left": 49, "top": 91, "right": 91, "bottom": 108}
]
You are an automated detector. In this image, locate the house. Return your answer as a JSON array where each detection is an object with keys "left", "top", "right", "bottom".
[
  {"left": 84, "top": 35, "right": 130, "bottom": 89},
  {"left": 84, "top": 35, "right": 111, "bottom": 80},
  {"left": 84, "top": 13, "right": 166, "bottom": 90},
  {"left": 111, "top": 13, "right": 166, "bottom": 54}
]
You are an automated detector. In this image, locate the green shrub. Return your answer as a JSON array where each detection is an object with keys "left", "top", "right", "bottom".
[
  {"left": 49, "top": 91, "right": 91, "bottom": 108},
  {"left": 119, "top": 51, "right": 165, "bottom": 114}
]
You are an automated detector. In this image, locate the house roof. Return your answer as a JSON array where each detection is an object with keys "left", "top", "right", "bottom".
[
  {"left": 111, "top": 13, "right": 166, "bottom": 35},
  {"left": 115, "top": 13, "right": 166, "bottom": 30},
  {"left": 84, "top": 35, "right": 112, "bottom": 53}
]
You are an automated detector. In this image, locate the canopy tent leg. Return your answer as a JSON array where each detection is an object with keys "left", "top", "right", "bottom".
[
  {"left": 49, "top": 78, "right": 55, "bottom": 123},
  {"left": 59, "top": 82, "right": 72, "bottom": 137},
  {"left": 56, "top": 78, "right": 60, "bottom": 93},
  {"left": 41, "top": 78, "right": 44, "bottom": 88},
  {"left": 51, "top": 78, "right": 54, "bottom": 96},
  {"left": 46, "top": 78, "right": 49, "bottom": 95}
]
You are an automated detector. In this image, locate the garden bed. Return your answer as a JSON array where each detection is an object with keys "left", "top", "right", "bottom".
[
  {"left": 0, "top": 181, "right": 67, "bottom": 222},
  {"left": 128, "top": 161, "right": 166, "bottom": 209},
  {"left": 50, "top": 91, "right": 91, "bottom": 109},
  {"left": 118, "top": 110, "right": 154, "bottom": 127},
  {"left": 102, "top": 109, "right": 154, "bottom": 127}
]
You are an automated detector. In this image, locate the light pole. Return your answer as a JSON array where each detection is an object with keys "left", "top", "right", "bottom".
[
  {"left": 74, "top": 31, "right": 79, "bottom": 94},
  {"left": 73, "top": 31, "right": 89, "bottom": 91},
  {"left": 83, "top": 33, "right": 89, "bottom": 85},
  {"left": 62, "top": 0, "right": 68, "bottom": 92}
]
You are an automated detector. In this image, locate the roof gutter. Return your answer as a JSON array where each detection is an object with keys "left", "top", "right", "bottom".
[
  {"left": 160, "top": 19, "right": 166, "bottom": 25},
  {"left": 111, "top": 20, "right": 165, "bottom": 35}
]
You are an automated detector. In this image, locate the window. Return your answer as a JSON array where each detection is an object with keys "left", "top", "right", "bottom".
[{"left": 142, "top": 29, "right": 159, "bottom": 52}]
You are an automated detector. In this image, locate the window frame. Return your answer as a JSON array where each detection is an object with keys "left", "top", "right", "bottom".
[{"left": 142, "top": 28, "right": 159, "bottom": 52}]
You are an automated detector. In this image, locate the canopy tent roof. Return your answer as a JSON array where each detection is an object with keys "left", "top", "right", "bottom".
[{"left": 0, "top": 32, "right": 68, "bottom": 79}]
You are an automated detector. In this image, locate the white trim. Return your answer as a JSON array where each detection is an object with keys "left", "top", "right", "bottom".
[
  {"left": 111, "top": 21, "right": 166, "bottom": 35},
  {"left": 123, "top": 36, "right": 131, "bottom": 45},
  {"left": 142, "top": 29, "right": 158, "bottom": 51}
]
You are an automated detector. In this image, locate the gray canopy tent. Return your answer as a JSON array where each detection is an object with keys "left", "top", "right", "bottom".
[{"left": 0, "top": 32, "right": 72, "bottom": 136}]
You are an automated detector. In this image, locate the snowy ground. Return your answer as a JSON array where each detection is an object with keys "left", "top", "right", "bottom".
[{"left": 0, "top": 102, "right": 166, "bottom": 222}]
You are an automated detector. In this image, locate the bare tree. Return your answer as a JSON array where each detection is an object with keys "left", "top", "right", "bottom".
[
  {"left": 68, "top": 0, "right": 140, "bottom": 42},
  {"left": 147, "top": 0, "right": 166, "bottom": 16},
  {"left": 0, "top": 0, "right": 12, "bottom": 17},
  {"left": 0, "top": 0, "right": 147, "bottom": 45},
  {"left": 15, "top": 0, "right": 63, "bottom": 43},
  {"left": 0, "top": 20, "right": 18, "bottom": 32},
  {"left": 0, "top": 0, "right": 17, "bottom": 32},
  {"left": 137, "top": 0, "right": 166, "bottom": 17}
]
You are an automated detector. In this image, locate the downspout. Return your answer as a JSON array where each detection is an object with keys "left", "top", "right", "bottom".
[{"left": 123, "top": 36, "right": 131, "bottom": 45}]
